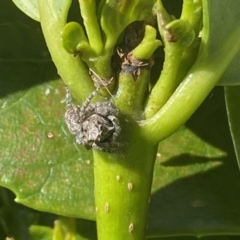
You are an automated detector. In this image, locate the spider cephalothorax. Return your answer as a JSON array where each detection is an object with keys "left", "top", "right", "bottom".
[{"left": 65, "top": 86, "right": 121, "bottom": 152}]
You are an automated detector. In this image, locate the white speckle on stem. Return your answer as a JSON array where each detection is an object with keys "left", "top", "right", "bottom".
[
  {"left": 128, "top": 223, "right": 134, "bottom": 233},
  {"left": 128, "top": 182, "right": 133, "bottom": 191},
  {"left": 104, "top": 202, "right": 109, "bottom": 212},
  {"left": 116, "top": 175, "right": 121, "bottom": 181}
]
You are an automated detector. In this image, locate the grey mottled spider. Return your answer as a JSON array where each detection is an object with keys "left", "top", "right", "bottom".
[{"left": 64, "top": 85, "right": 121, "bottom": 152}]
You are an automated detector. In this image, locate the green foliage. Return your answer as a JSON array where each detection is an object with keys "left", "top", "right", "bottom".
[
  {"left": 225, "top": 86, "right": 240, "bottom": 170},
  {"left": 1, "top": 0, "right": 240, "bottom": 239}
]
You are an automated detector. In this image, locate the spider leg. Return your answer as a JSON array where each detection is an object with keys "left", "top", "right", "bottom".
[
  {"left": 79, "top": 86, "right": 101, "bottom": 118},
  {"left": 92, "top": 102, "right": 119, "bottom": 117},
  {"left": 65, "top": 85, "right": 73, "bottom": 108},
  {"left": 92, "top": 142, "right": 122, "bottom": 153},
  {"left": 108, "top": 115, "right": 121, "bottom": 141}
]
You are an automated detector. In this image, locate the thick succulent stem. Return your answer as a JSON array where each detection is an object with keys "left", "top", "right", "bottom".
[
  {"left": 38, "top": 0, "right": 94, "bottom": 102},
  {"left": 94, "top": 120, "right": 157, "bottom": 240},
  {"left": 53, "top": 217, "right": 76, "bottom": 240}
]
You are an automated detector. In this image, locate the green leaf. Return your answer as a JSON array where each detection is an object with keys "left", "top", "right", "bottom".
[
  {"left": 12, "top": 0, "right": 40, "bottom": 21},
  {"left": 218, "top": 51, "right": 240, "bottom": 85},
  {"left": 203, "top": 0, "right": 240, "bottom": 85},
  {"left": 0, "top": 1, "right": 94, "bottom": 219},
  {"left": 147, "top": 88, "right": 240, "bottom": 237},
  {"left": 202, "top": 0, "right": 240, "bottom": 86},
  {"left": 0, "top": 2, "right": 95, "bottom": 219},
  {"left": 225, "top": 86, "right": 240, "bottom": 170},
  {"left": 0, "top": 78, "right": 95, "bottom": 219},
  {"left": 201, "top": 0, "right": 240, "bottom": 56}
]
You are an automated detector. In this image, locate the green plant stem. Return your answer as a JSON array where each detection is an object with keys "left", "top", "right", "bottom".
[
  {"left": 53, "top": 217, "right": 76, "bottom": 240},
  {"left": 115, "top": 69, "right": 150, "bottom": 119},
  {"left": 86, "top": 52, "right": 114, "bottom": 79},
  {"left": 94, "top": 67, "right": 155, "bottom": 239},
  {"left": 100, "top": 0, "right": 136, "bottom": 51},
  {"left": 78, "top": 0, "right": 103, "bottom": 54},
  {"left": 140, "top": 25, "right": 240, "bottom": 143},
  {"left": 94, "top": 120, "right": 157, "bottom": 240},
  {"left": 145, "top": 1, "right": 199, "bottom": 118},
  {"left": 132, "top": 25, "right": 162, "bottom": 60},
  {"left": 145, "top": 46, "right": 185, "bottom": 118},
  {"left": 38, "top": 0, "right": 94, "bottom": 102},
  {"left": 181, "top": 0, "right": 202, "bottom": 34}
]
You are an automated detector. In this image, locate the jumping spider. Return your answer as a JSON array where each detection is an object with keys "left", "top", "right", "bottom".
[{"left": 64, "top": 85, "right": 121, "bottom": 152}]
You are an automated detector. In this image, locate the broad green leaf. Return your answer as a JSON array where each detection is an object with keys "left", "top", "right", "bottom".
[
  {"left": 200, "top": 0, "right": 240, "bottom": 86},
  {"left": 218, "top": 51, "right": 240, "bottom": 85},
  {"left": 0, "top": 1, "right": 95, "bottom": 219},
  {"left": 12, "top": 0, "right": 40, "bottom": 21},
  {"left": 0, "top": 78, "right": 95, "bottom": 219},
  {"left": 225, "top": 86, "right": 240, "bottom": 170},
  {"left": 147, "top": 88, "right": 240, "bottom": 237},
  {"left": 202, "top": 1, "right": 240, "bottom": 55}
]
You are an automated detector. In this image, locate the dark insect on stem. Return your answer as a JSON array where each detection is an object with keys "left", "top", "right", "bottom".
[{"left": 64, "top": 85, "right": 122, "bottom": 152}]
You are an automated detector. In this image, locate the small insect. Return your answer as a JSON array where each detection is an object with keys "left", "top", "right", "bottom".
[{"left": 64, "top": 83, "right": 121, "bottom": 152}]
